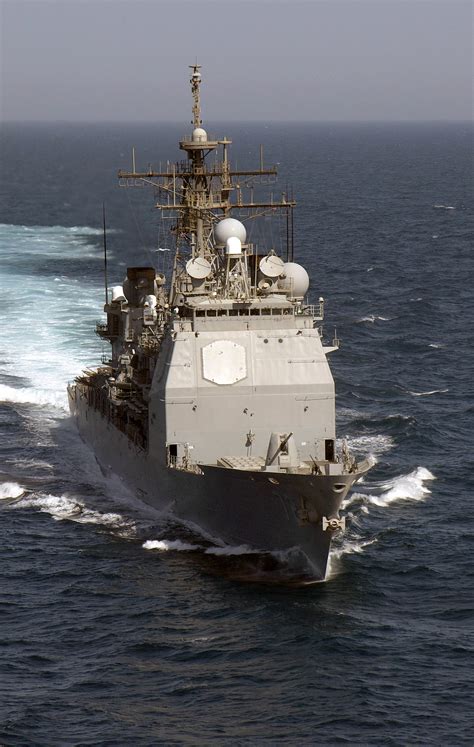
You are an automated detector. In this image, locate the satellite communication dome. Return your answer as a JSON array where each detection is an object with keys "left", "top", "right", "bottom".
[
  {"left": 192, "top": 127, "right": 207, "bottom": 143},
  {"left": 278, "top": 262, "right": 310, "bottom": 297},
  {"left": 214, "top": 218, "right": 247, "bottom": 245}
]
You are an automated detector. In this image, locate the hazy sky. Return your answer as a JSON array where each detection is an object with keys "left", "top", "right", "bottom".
[{"left": 1, "top": 0, "right": 472, "bottom": 122}]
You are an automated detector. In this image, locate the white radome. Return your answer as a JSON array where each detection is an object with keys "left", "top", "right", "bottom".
[
  {"left": 278, "top": 262, "right": 310, "bottom": 297},
  {"left": 192, "top": 127, "right": 207, "bottom": 143},
  {"left": 214, "top": 218, "right": 247, "bottom": 245},
  {"left": 111, "top": 285, "right": 126, "bottom": 303}
]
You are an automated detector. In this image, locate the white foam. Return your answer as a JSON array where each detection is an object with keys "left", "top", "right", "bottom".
[
  {"left": 143, "top": 539, "right": 201, "bottom": 552},
  {"left": 142, "top": 539, "right": 264, "bottom": 557},
  {"left": 433, "top": 204, "right": 455, "bottom": 210},
  {"left": 0, "top": 384, "right": 68, "bottom": 410},
  {"left": 331, "top": 537, "right": 378, "bottom": 560},
  {"left": 357, "top": 315, "right": 390, "bottom": 323},
  {"left": 341, "top": 491, "right": 368, "bottom": 510},
  {"left": 428, "top": 343, "right": 445, "bottom": 349},
  {"left": 0, "top": 482, "right": 25, "bottom": 499},
  {"left": 12, "top": 492, "right": 135, "bottom": 533},
  {"left": 4, "top": 457, "right": 53, "bottom": 473},
  {"left": 343, "top": 434, "right": 393, "bottom": 456},
  {"left": 0, "top": 224, "right": 114, "bottom": 259},
  {"left": 408, "top": 388, "right": 448, "bottom": 397},
  {"left": 0, "top": 224, "right": 106, "bottom": 235},
  {"left": 370, "top": 467, "right": 435, "bottom": 507},
  {"left": 326, "top": 537, "right": 378, "bottom": 579},
  {"left": 0, "top": 224, "right": 105, "bottom": 412}
]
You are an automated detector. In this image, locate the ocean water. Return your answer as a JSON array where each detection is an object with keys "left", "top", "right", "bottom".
[{"left": 0, "top": 121, "right": 473, "bottom": 745}]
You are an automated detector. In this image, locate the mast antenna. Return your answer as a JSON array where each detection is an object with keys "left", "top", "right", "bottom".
[
  {"left": 102, "top": 203, "right": 109, "bottom": 305},
  {"left": 189, "top": 63, "right": 202, "bottom": 127}
]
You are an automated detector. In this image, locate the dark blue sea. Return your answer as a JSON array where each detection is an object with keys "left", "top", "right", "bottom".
[{"left": 0, "top": 121, "right": 473, "bottom": 746}]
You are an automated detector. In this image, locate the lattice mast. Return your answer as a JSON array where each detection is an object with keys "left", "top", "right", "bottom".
[{"left": 117, "top": 64, "right": 296, "bottom": 303}]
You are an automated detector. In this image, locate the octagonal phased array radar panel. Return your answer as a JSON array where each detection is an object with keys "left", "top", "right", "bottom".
[{"left": 202, "top": 340, "right": 247, "bottom": 385}]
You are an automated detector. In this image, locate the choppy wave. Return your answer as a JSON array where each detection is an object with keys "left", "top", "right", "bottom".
[
  {"left": 327, "top": 538, "right": 378, "bottom": 579},
  {"left": 357, "top": 315, "right": 391, "bottom": 323},
  {"left": 407, "top": 388, "right": 449, "bottom": 397},
  {"left": 12, "top": 492, "right": 136, "bottom": 535},
  {"left": 0, "top": 223, "right": 112, "bottom": 261},
  {"left": 0, "top": 481, "right": 25, "bottom": 500},
  {"left": 342, "top": 467, "right": 435, "bottom": 512},
  {"left": 4, "top": 457, "right": 54, "bottom": 473},
  {"left": 0, "top": 223, "right": 106, "bottom": 235},
  {"left": 0, "top": 383, "right": 68, "bottom": 410},
  {"left": 433, "top": 204, "right": 456, "bottom": 210},
  {"left": 343, "top": 434, "right": 394, "bottom": 456},
  {"left": 371, "top": 467, "right": 435, "bottom": 507},
  {"left": 342, "top": 491, "right": 371, "bottom": 510},
  {"left": 0, "top": 224, "right": 103, "bottom": 409},
  {"left": 329, "top": 467, "right": 435, "bottom": 576},
  {"left": 331, "top": 537, "right": 378, "bottom": 560}
]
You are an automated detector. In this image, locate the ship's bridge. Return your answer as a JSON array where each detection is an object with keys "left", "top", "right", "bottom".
[{"left": 177, "top": 296, "right": 322, "bottom": 332}]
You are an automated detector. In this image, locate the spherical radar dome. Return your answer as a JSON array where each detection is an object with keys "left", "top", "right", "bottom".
[
  {"left": 192, "top": 127, "right": 207, "bottom": 143},
  {"left": 278, "top": 262, "right": 310, "bottom": 297},
  {"left": 214, "top": 218, "right": 247, "bottom": 246}
]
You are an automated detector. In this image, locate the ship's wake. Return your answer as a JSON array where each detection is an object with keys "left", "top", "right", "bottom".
[
  {"left": 0, "top": 222, "right": 435, "bottom": 586},
  {"left": 5, "top": 489, "right": 137, "bottom": 537},
  {"left": 141, "top": 531, "right": 321, "bottom": 586},
  {"left": 327, "top": 465, "right": 435, "bottom": 579}
]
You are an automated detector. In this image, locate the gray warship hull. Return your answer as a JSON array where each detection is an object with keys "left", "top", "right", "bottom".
[
  {"left": 68, "top": 65, "right": 373, "bottom": 583},
  {"left": 69, "top": 388, "right": 366, "bottom": 580}
]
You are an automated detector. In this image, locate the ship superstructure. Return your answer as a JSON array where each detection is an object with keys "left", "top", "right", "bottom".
[{"left": 68, "top": 65, "right": 372, "bottom": 580}]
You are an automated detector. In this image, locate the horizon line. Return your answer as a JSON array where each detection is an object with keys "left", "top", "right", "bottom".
[{"left": 1, "top": 118, "right": 473, "bottom": 126}]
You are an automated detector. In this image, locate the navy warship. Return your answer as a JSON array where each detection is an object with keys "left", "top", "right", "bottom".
[{"left": 68, "top": 65, "right": 372, "bottom": 580}]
